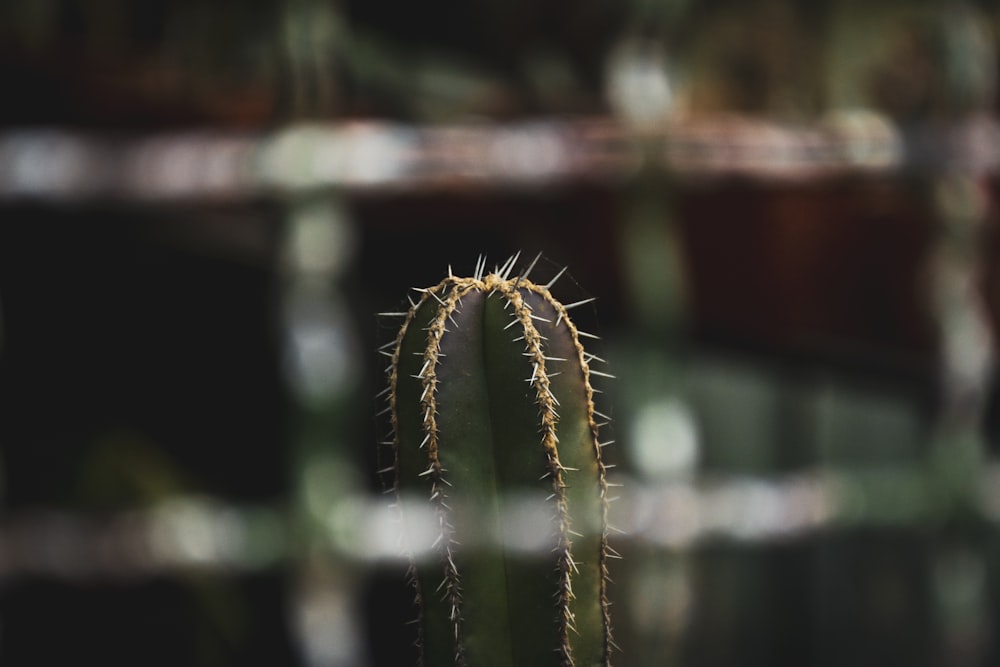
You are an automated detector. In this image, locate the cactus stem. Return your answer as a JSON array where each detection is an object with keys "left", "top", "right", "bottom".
[{"left": 388, "top": 262, "right": 614, "bottom": 667}]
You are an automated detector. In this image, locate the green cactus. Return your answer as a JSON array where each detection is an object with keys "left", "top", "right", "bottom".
[{"left": 381, "top": 253, "right": 614, "bottom": 667}]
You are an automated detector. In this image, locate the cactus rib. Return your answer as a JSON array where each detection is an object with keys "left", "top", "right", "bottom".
[{"left": 387, "top": 259, "right": 612, "bottom": 667}]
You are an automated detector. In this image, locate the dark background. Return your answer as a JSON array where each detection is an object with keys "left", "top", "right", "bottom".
[{"left": 2, "top": 1, "right": 1000, "bottom": 666}]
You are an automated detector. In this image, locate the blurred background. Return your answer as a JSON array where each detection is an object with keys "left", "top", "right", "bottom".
[{"left": 2, "top": 0, "right": 1000, "bottom": 665}]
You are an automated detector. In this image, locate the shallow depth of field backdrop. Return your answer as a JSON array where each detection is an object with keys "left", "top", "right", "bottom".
[{"left": 2, "top": 1, "right": 1000, "bottom": 665}]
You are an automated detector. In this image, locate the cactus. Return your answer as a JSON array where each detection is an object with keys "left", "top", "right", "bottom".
[{"left": 381, "top": 253, "right": 614, "bottom": 667}]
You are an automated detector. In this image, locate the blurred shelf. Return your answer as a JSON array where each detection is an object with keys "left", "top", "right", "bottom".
[
  {"left": 1, "top": 458, "right": 997, "bottom": 581},
  {"left": 0, "top": 112, "right": 996, "bottom": 202}
]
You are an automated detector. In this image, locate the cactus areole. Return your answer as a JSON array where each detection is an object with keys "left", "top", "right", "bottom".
[{"left": 384, "top": 255, "right": 613, "bottom": 667}]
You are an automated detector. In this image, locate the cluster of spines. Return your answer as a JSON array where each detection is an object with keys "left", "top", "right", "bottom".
[
  {"left": 544, "top": 285, "right": 619, "bottom": 661},
  {"left": 500, "top": 274, "right": 577, "bottom": 664},
  {"left": 378, "top": 252, "right": 616, "bottom": 667}
]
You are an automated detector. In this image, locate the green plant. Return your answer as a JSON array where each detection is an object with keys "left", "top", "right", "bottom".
[{"left": 382, "top": 253, "right": 615, "bottom": 667}]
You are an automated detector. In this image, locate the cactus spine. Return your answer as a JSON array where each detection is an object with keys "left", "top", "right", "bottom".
[{"left": 384, "top": 255, "right": 613, "bottom": 667}]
